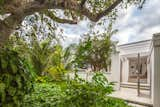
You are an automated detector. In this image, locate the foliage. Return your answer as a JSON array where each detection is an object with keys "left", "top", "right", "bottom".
[
  {"left": 35, "top": 76, "right": 54, "bottom": 83},
  {"left": 23, "top": 72, "right": 131, "bottom": 107},
  {"left": 29, "top": 37, "right": 55, "bottom": 75},
  {"left": 74, "top": 25, "right": 117, "bottom": 71},
  {"left": 10, "top": 35, "right": 74, "bottom": 81},
  {"left": 58, "top": 72, "right": 115, "bottom": 107},
  {"left": 46, "top": 45, "right": 74, "bottom": 81},
  {"left": 23, "top": 83, "right": 65, "bottom": 107},
  {"left": 10, "top": 30, "right": 72, "bottom": 81},
  {"left": 0, "top": 47, "right": 33, "bottom": 107}
]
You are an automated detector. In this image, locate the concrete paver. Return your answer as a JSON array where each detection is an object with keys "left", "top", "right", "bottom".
[{"left": 109, "top": 88, "right": 153, "bottom": 107}]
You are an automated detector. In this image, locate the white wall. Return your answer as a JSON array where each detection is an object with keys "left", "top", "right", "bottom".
[{"left": 152, "top": 33, "right": 160, "bottom": 107}]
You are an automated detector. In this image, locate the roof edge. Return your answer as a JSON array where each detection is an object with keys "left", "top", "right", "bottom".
[{"left": 118, "top": 39, "right": 151, "bottom": 47}]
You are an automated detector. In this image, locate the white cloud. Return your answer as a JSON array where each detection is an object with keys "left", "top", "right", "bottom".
[{"left": 113, "top": 0, "right": 160, "bottom": 45}]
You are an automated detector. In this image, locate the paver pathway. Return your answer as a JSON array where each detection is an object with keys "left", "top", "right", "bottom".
[{"left": 109, "top": 88, "right": 153, "bottom": 107}]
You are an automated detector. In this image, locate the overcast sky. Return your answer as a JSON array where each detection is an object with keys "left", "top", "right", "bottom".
[{"left": 60, "top": 0, "right": 160, "bottom": 46}]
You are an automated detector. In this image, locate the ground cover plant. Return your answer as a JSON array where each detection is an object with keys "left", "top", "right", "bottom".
[{"left": 23, "top": 73, "right": 131, "bottom": 107}]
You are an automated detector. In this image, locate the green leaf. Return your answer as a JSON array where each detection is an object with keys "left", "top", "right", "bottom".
[
  {"left": 0, "top": 82, "right": 6, "bottom": 102},
  {"left": 8, "top": 86, "right": 16, "bottom": 96},
  {"left": 1, "top": 58, "right": 8, "bottom": 69},
  {"left": 0, "top": 0, "right": 4, "bottom": 5},
  {"left": 11, "top": 63, "right": 18, "bottom": 74}
]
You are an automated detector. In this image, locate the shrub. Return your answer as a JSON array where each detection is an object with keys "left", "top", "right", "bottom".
[
  {"left": 57, "top": 72, "right": 129, "bottom": 107},
  {"left": 0, "top": 47, "right": 33, "bottom": 107},
  {"left": 23, "top": 83, "right": 65, "bottom": 107},
  {"left": 23, "top": 72, "right": 131, "bottom": 107}
]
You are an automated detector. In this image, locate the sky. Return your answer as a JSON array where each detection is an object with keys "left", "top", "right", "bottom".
[{"left": 60, "top": 0, "right": 160, "bottom": 46}]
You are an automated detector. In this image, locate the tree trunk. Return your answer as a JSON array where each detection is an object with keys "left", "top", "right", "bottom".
[{"left": 0, "top": 14, "right": 25, "bottom": 47}]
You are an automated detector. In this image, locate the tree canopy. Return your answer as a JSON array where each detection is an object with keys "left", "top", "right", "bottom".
[
  {"left": 0, "top": 0, "right": 146, "bottom": 46},
  {"left": 74, "top": 24, "right": 117, "bottom": 71}
]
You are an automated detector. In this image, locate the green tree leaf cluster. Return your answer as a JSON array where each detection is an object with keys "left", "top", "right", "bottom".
[{"left": 74, "top": 25, "right": 117, "bottom": 71}]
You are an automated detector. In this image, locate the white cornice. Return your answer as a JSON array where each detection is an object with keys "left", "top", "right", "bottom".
[
  {"left": 117, "top": 40, "right": 151, "bottom": 56},
  {"left": 118, "top": 40, "right": 151, "bottom": 49}
]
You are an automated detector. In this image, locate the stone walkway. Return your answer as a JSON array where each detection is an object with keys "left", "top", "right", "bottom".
[{"left": 109, "top": 88, "right": 153, "bottom": 107}]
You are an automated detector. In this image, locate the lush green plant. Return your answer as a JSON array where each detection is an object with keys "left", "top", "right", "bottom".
[
  {"left": 66, "top": 73, "right": 130, "bottom": 106},
  {"left": 35, "top": 76, "right": 54, "bottom": 83},
  {"left": 10, "top": 33, "right": 73, "bottom": 81},
  {"left": 57, "top": 72, "right": 116, "bottom": 107},
  {"left": 23, "top": 83, "right": 65, "bottom": 107},
  {"left": 74, "top": 25, "right": 117, "bottom": 71},
  {"left": 0, "top": 47, "right": 33, "bottom": 107},
  {"left": 23, "top": 72, "right": 131, "bottom": 107},
  {"left": 46, "top": 45, "right": 74, "bottom": 81}
]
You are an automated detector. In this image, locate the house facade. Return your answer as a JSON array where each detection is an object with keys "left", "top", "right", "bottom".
[{"left": 107, "top": 33, "right": 160, "bottom": 107}]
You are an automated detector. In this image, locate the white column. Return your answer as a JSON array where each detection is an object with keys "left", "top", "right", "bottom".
[
  {"left": 111, "top": 52, "right": 120, "bottom": 90},
  {"left": 153, "top": 33, "right": 160, "bottom": 107},
  {"left": 121, "top": 57, "right": 129, "bottom": 83},
  {"left": 126, "top": 58, "right": 129, "bottom": 82},
  {"left": 147, "top": 59, "right": 151, "bottom": 85}
]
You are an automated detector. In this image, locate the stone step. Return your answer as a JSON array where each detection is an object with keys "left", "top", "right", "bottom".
[
  {"left": 129, "top": 103, "right": 148, "bottom": 107},
  {"left": 120, "top": 82, "right": 150, "bottom": 90},
  {"left": 126, "top": 99, "right": 153, "bottom": 107},
  {"left": 111, "top": 95, "right": 153, "bottom": 107},
  {"left": 127, "top": 99, "right": 153, "bottom": 107}
]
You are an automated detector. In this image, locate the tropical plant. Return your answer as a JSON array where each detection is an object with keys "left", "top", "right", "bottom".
[
  {"left": 23, "top": 83, "right": 65, "bottom": 107},
  {"left": 29, "top": 36, "right": 55, "bottom": 75},
  {"left": 46, "top": 44, "right": 75, "bottom": 81},
  {"left": 58, "top": 72, "right": 114, "bottom": 107},
  {"left": 23, "top": 72, "right": 131, "bottom": 107},
  {"left": 9, "top": 32, "right": 73, "bottom": 81},
  {"left": 0, "top": 47, "right": 33, "bottom": 107}
]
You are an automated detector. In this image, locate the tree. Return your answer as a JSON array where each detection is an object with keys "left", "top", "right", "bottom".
[
  {"left": 0, "top": 0, "right": 146, "bottom": 46},
  {"left": 74, "top": 24, "right": 117, "bottom": 71}
]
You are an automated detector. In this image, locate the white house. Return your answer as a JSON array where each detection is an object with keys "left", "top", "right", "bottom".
[
  {"left": 107, "top": 33, "right": 160, "bottom": 107},
  {"left": 109, "top": 39, "right": 151, "bottom": 90}
]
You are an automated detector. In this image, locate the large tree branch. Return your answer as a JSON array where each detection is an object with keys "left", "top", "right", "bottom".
[
  {"left": 94, "top": 0, "right": 122, "bottom": 21},
  {"left": 0, "top": 14, "right": 23, "bottom": 46},
  {"left": 80, "top": 0, "right": 122, "bottom": 22},
  {"left": 45, "top": 10, "right": 77, "bottom": 24},
  {"left": 0, "top": 0, "right": 122, "bottom": 46},
  {"left": 22, "top": 0, "right": 122, "bottom": 22}
]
